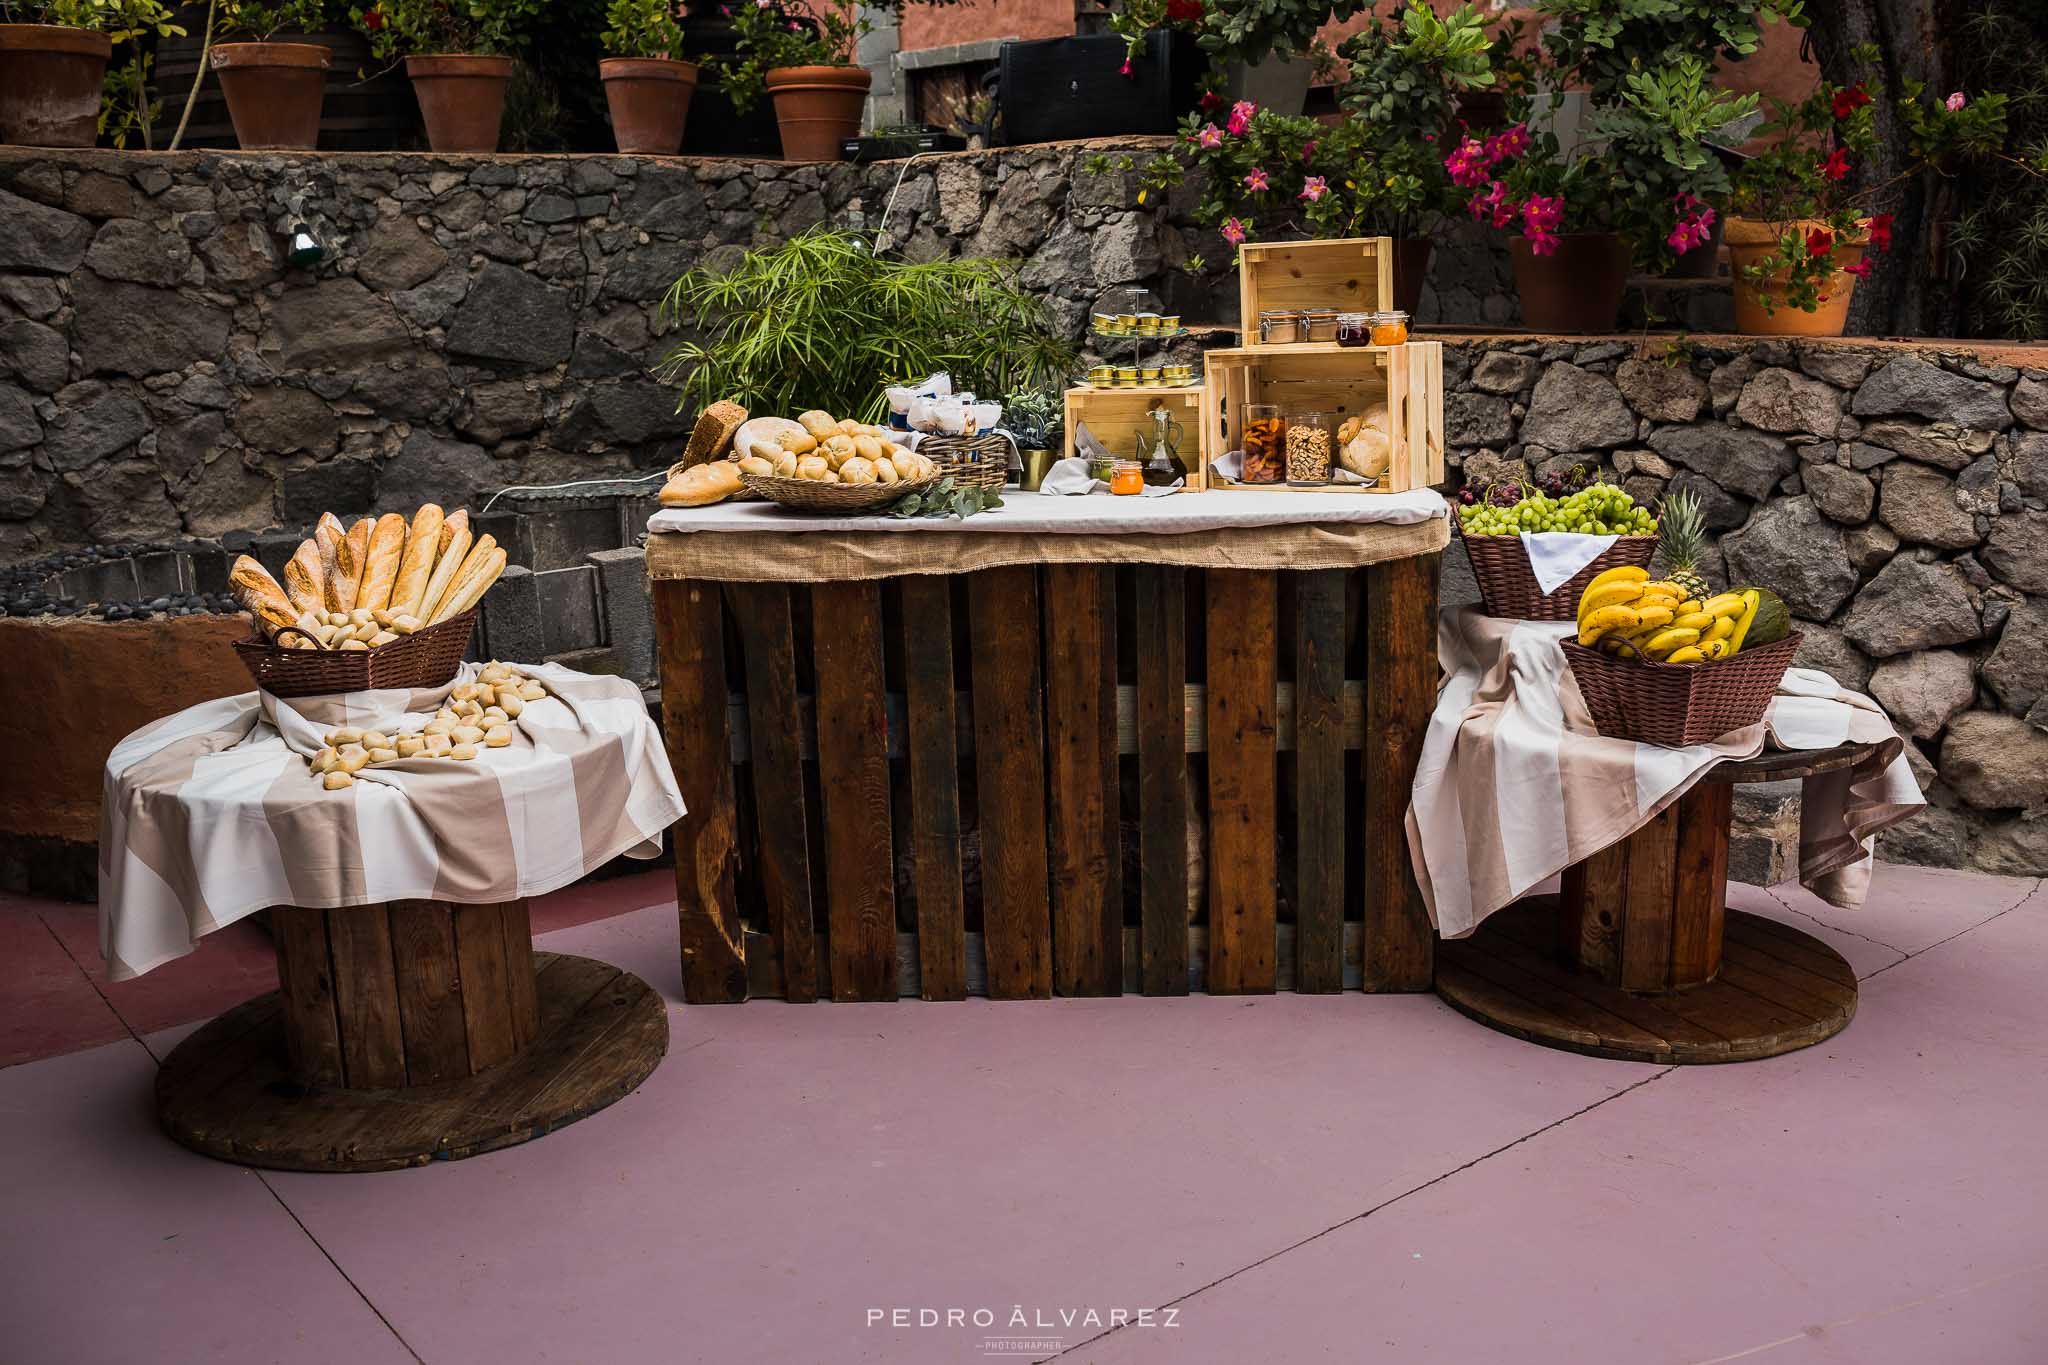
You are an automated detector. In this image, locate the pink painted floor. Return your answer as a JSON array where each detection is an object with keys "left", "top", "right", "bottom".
[{"left": 1, "top": 864, "right": 2042, "bottom": 1364}]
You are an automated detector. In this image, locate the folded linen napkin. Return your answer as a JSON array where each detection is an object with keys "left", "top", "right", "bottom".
[{"left": 1519, "top": 531, "right": 1621, "bottom": 594}]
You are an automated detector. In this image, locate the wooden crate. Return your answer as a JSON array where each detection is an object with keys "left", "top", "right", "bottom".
[
  {"left": 1062, "top": 384, "right": 1207, "bottom": 461},
  {"left": 651, "top": 558, "right": 1442, "bottom": 1003},
  {"left": 1238, "top": 237, "right": 1395, "bottom": 344},
  {"left": 1198, "top": 341, "right": 1445, "bottom": 493}
]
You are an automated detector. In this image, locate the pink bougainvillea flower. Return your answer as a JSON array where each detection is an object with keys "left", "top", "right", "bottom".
[
  {"left": 1300, "top": 176, "right": 1330, "bottom": 202},
  {"left": 1227, "top": 99, "right": 1257, "bottom": 135},
  {"left": 1866, "top": 212, "right": 1894, "bottom": 251},
  {"left": 1196, "top": 123, "right": 1224, "bottom": 149},
  {"left": 1843, "top": 258, "right": 1873, "bottom": 278},
  {"left": 1221, "top": 217, "right": 1247, "bottom": 245},
  {"left": 1946, "top": 91, "right": 1967, "bottom": 112},
  {"left": 1243, "top": 167, "right": 1270, "bottom": 192},
  {"left": 1819, "top": 147, "right": 1852, "bottom": 181}
]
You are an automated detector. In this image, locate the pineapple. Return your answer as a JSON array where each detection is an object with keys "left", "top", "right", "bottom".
[{"left": 1656, "top": 489, "right": 1713, "bottom": 602}]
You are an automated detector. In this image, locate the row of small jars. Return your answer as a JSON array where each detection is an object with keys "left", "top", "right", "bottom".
[{"left": 1258, "top": 309, "right": 1409, "bottom": 347}]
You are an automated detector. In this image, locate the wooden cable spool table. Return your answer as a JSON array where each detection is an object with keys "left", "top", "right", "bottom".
[
  {"left": 156, "top": 899, "right": 667, "bottom": 1172},
  {"left": 1436, "top": 743, "right": 1876, "bottom": 1064}
]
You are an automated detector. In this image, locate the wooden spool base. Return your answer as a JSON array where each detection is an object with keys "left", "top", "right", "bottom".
[
  {"left": 1437, "top": 896, "right": 1856, "bottom": 1064},
  {"left": 157, "top": 953, "right": 667, "bottom": 1172}
]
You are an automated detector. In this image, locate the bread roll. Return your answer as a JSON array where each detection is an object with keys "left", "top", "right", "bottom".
[
  {"left": 352, "top": 512, "right": 406, "bottom": 612},
  {"left": 229, "top": 555, "right": 297, "bottom": 637},
  {"left": 282, "top": 539, "right": 326, "bottom": 616},
  {"left": 737, "top": 454, "right": 773, "bottom": 477},
  {"left": 659, "top": 460, "right": 743, "bottom": 508},
  {"left": 389, "top": 503, "right": 444, "bottom": 618},
  {"left": 435, "top": 547, "right": 507, "bottom": 623},
  {"left": 797, "top": 409, "right": 838, "bottom": 439}
]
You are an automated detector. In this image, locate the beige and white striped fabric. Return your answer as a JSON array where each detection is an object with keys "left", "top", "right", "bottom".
[
  {"left": 1409, "top": 609, "right": 1924, "bottom": 941},
  {"left": 98, "top": 663, "right": 683, "bottom": 982}
]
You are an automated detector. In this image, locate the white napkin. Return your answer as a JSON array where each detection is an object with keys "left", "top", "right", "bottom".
[
  {"left": 1039, "top": 457, "right": 1181, "bottom": 497},
  {"left": 1520, "top": 531, "right": 1621, "bottom": 594}
]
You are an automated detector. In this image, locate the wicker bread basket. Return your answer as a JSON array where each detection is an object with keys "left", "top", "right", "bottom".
[
  {"left": 1459, "top": 530, "right": 1659, "bottom": 621},
  {"left": 739, "top": 470, "right": 941, "bottom": 514},
  {"left": 917, "top": 433, "right": 1011, "bottom": 491},
  {"left": 1562, "top": 631, "right": 1803, "bottom": 748},
  {"left": 233, "top": 610, "right": 479, "bottom": 698}
]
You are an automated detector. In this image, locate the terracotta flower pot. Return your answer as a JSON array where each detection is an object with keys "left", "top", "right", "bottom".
[
  {"left": 211, "top": 42, "right": 331, "bottom": 150},
  {"left": 599, "top": 56, "right": 698, "bottom": 156},
  {"left": 1393, "top": 237, "right": 1433, "bottom": 318},
  {"left": 405, "top": 52, "right": 512, "bottom": 154},
  {"left": 1725, "top": 216, "right": 1866, "bottom": 338},
  {"left": 1510, "top": 232, "right": 1629, "bottom": 333},
  {"left": 0, "top": 24, "right": 113, "bottom": 148},
  {"left": 764, "top": 63, "right": 870, "bottom": 162}
]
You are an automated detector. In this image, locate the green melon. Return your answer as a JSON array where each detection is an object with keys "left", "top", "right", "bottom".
[{"left": 1730, "top": 587, "right": 1791, "bottom": 653}]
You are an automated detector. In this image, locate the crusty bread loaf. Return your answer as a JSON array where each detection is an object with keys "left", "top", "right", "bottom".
[
  {"left": 435, "top": 546, "right": 507, "bottom": 622},
  {"left": 353, "top": 512, "right": 407, "bottom": 612},
  {"left": 283, "top": 539, "right": 326, "bottom": 617},
  {"left": 660, "top": 459, "right": 743, "bottom": 508},
  {"left": 229, "top": 554, "right": 297, "bottom": 637},
  {"left": 430, "top": 533, "right": 499, "bottom": 623},
  {"left": 314, "top": 513, "right": 347, "bottom": 612},
  {"left": 679, "top": 399, "right": 748, "bottom": 469},
  {"left": 419, "top": 525, "right": 473, "bottom": 624},
  {"left": 390, "top": 503, "right": 443, "bottom": 618},
  {"left": 438, "top": 507, "right": 468, "bottom": 556},
  {"left": 332, "top": 517, "right": 371, "bottom": 611}
]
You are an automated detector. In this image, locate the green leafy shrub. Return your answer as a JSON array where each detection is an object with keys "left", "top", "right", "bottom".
[
  {"left": 350, "top": 0, "right": 539, "bottom": 59},
  {"left": 599, "top": 0, "right": 684, "bottom": 61}
]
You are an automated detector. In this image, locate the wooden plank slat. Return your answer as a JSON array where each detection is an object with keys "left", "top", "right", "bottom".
[
  {"left": 1559, "top": 841, "right": 1630, "bottom": 982},
  {"left": 1292, "top": 570, "right": 1346, "bottom": 993},
  {"left": 1044, "top": 564, "right": 1121, "bottom": 997},
  {"left": 811, "top": 581, "right": 898, "bottom": 1003},
  {"left": 1485, "top": 899, "right": 1733, "bottom": 1053},
  {"left": 453, "top": 902, "right": 520, "bottom": 1073},
  {"left": 1619, "top": 803, "right": 1681, "bottom": 992},
  {"left": 652, "top": 578, "right": 747, "bottom": 1003},
  {"left": 1670, "top": 781, "right": 1733, "bottom": 986},
  {"left": 325, "top": 904, "right": 406, "bottom": 1089},
  {"left": 271, "top": 908, "right": 343, "bottom": 1087},
  {"left": 387, "top": 900, "right": 468, "bottom": 1085},
  {"left": 1361, "top": 553, "right": 1438, "bottom": 991},
  {"left": 728, "top": 582, "right": 820, "bottom": 1003},
  {"left": 499, "top": 898, "right": 539, "bottom": 1048},
  {"left": 968, "top": 567, "right": 1053, "bottom": 999},
  {"left": 1205, "top": 569, "right": 1278, "bottom": 994},
  {"left": 1135, "top": 566, "right": 1190, "bottom": 996},
  {"left": 898, "top": 575, "right": 966, "bottom": 1000}
]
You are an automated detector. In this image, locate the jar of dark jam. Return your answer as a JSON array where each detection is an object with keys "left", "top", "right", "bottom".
[{"left": 1335, "top": 311, "right": 1371, "bottom": 346}]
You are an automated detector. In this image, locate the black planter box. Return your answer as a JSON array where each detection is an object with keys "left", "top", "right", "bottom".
[
  {"left": 998, "top": 29, "right": 1205, "bottom": 146},
  {"left": 840, "top": 130, "right": 969, "bottom": 161}
]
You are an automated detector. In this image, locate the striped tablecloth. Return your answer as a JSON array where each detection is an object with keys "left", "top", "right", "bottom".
[
  {"left": 98, "top": 663, "right": 683, "bottom": 981},
  {"left": 1408, "top": 609, "right": 1924, "bottom": 941}
]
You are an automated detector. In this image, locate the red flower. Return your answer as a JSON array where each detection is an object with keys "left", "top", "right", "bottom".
[
  {"left": 1198, "top": 90, "right": 1223, "bottom": 113},
  {"left": 1843, "top": 258, "right": 1873, "bottom": 278},
  {"left": 1165, "top": 0, "right": 1204, "bottom": 21},
  {"left": 1831, "top": 84, "right": 1871, "bottom": 120},
  {"left": 1819, "top": 147, "right": 1852, "bottom": 182},
  {"left": 1866, "top": 212, "right": 1894, "bottom": 252},
  {"left": 1806, "top": 227, "right": 1835, "bottom": 257},
  {"left": 363, "top": 6, "right": 384, "bottom": 28}
]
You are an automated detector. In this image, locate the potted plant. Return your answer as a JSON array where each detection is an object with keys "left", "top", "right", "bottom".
[
  {"left": 711, "top": 0, "right": 868, "bottom": 162},
  {"left": 1589, "top": 57, "right": 1755, "bottom": 279},
  {"left": 352, "top": 0, "right": 536, "bottom": 152},
  {"left": 209, "top": 0, "right": 333, "bottom": 149},
  {"left": 598, "top": 0, "right": 696, "bottom": 155},
  {"left": 1200, "top": 0, "right": 1368, "bottom": 117},
  {"left": 0, "top": 0, "right": 170, "bottom": 147},
  {"left": 1726, "top": 49, "right": 2003, "bottom": 336}
]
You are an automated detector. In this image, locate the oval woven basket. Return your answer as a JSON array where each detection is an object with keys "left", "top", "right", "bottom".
[
  {"left": 1562, "top": 631, "right": 1803, "bottom": 748},
  {"left": 1459, "top": 530, "right": 1659, "bottom": 620},
  {"left": 917, "top": 433, "right": 1011, "bottom": 491},
  {"left": 739, "top": 471, "right": 941, "bottom": 514},
  {"left": 232, "top": 610, "right": 478, "bottom": 699}
]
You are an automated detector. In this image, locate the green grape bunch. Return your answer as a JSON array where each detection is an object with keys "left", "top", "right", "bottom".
[{"left": 1454, "top": 478, "right": 1658, "bottom": 537}]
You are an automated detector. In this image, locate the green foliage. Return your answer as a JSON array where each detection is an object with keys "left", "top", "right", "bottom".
[
  {"left": 599, "top": 0, "right": 683, "bottom": 61},
  {"left": 0, "top": 0, "right": 171, "bottom": 27},
  {"left": 499, "top": 59, "right": 568, "bottom": 151},
  {"left": 1199, "top": 0, "right": 1369, "bottom": 68},
  {"left": 1594, "top": 57, "right": 1756, "bottom": 270},
  {"left": 656, "top": 228, "right": 1075, "bottom": 425},
  {"left": 886, "top": 477, "right": 1004, "bottom": 520},
  {"left": 1001, "top": 387, "right": 1063, "bottom": 451},
  {"left": 709, "top": 1, "right": 861, "bottom": 114},
  {"left": 350, "top": 0, "right": 540, "bottom": 59},
  {"left": 1531, "top": 0, "right": 1805, "bottom": 104},
  {"left": 1947, "top": 1, "right": 2048, "bottom": 338},
  {"left": 215, "top": 0, "right": 331, "bottom": 40}
]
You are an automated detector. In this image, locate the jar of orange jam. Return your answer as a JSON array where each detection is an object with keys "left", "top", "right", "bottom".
[
  {"left": 1369, "top": 310, "right": 1410, "bottom": 346},
  {"left": 1110, "top": 461, "right": 1145, "bottom": 495}
]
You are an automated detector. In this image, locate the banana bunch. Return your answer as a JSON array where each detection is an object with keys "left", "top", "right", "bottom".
[{"left": 1575, "top": 566, "right": 1748, "bottom": 665}]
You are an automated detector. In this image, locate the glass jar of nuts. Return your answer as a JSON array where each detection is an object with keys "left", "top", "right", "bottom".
[{"left": 1284, "top": 409, "right": 1335, "bottom": 486}]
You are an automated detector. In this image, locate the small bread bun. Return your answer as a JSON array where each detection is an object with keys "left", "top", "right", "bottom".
[
  {"left": 737, "top": 454, "right": 773, "bottom": 477},
  {"left": 797, "top": 409, "right": 838, "bottom": 440},
  {"left": 732, "top": 417, "right": 812, "bottom": 460},
  {"left": 796, "top": 454, "right": 830, "bottom": 481},
  {"left": 840, "top": 456, "right": 877, "bottom": 486}
]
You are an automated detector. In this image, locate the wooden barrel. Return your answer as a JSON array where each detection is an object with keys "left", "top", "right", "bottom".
[{"left": 150, "top": 12, "right": 422, "bottom": 150}]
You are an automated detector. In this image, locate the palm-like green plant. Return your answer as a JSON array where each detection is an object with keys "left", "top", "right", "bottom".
[{"left": 656, "top": 229, "right": 1074, "bottom": 423}]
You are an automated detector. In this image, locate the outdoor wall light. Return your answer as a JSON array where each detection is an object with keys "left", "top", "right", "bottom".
[{"left": 286, "top": 221, "right": 326, "bottom": 270}]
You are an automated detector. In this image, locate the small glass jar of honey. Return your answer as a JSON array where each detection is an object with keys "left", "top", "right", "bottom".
[
  {"left": 1369, "top": 310, "right": 1410, "bottom": 346},
  {"left": 1110, "top": 461, "right": 1145, "bottom": 495}
]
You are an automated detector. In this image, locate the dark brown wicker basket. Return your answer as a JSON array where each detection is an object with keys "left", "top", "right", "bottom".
[
  {"left": 919, "top": 433, "right": 1011, "bottom": 491},
  {"left": 1459, "top": 530, "right": 1659, "bottom": 620},
  {"left": 1563, "top": 631, "right": 1803, "bottom": 748},
  {"left": 232, "top": 610, "right": 478, "bottom": 698}
]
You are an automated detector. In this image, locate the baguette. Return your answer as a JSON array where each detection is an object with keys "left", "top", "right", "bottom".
[
  {"left": 282, "top": 538, "right": 326, "bottom": 616},
  {"left": 430, "top": 534, "right": 501, "bottom": 623},
  {"left": 434, "top": 546, "right": 507, "bottom": 622},
  {"left": 438, "top": 507, "right": 469, "bottom": 557},
  {"left": 389, "top": 503, "right": 444, "bottom": 619},
  {"left": 228, "top": 555, "right": 297, "bottom": 637},
  {"left": 331, "top": 517, "right": 371, "bottom": 611},
  {"left": 314, "top": 513, "right": 348, "bottom": 612},
  {"left": 353, "top": 512, "right": 408, "bottom": 612},
  {"left": 418, "top": 523, "right": 474, "bottom": 624}
]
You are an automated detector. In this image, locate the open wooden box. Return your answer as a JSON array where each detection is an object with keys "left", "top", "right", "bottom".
[
  {"left": 1062, "top": 384, "right": 1207, "bottom": 462},
  {"left": 1238, "top": 236, "right": 1395, "bottom": 347},
  {"left": 1197, "top": 341, "right": 1445, "bottom": 494}
]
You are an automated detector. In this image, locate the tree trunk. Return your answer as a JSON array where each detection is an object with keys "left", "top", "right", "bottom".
[{"left": 1804, "top": 0, "right": 1964, "bottom": 336}]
